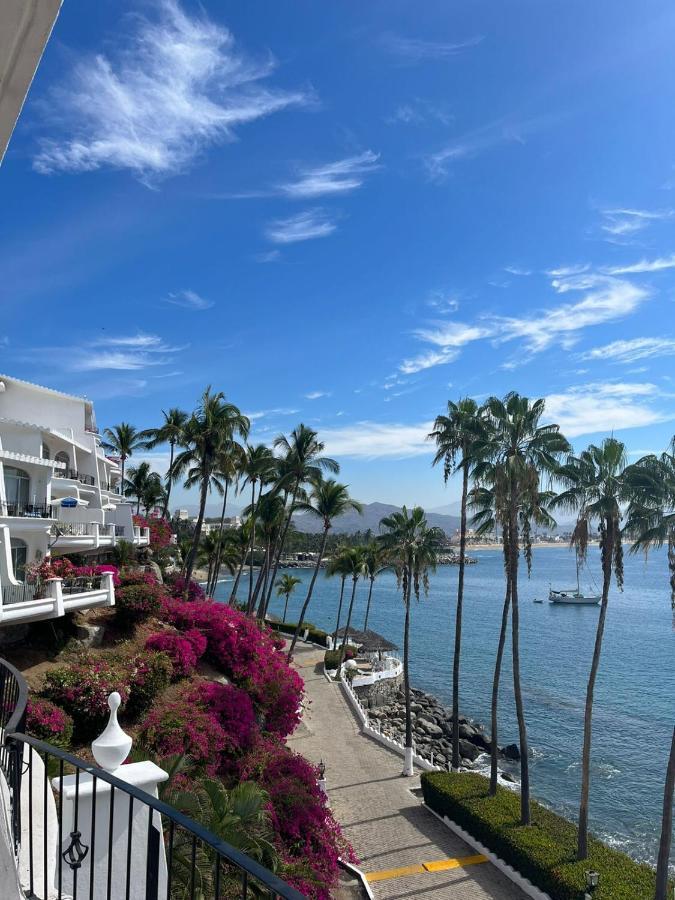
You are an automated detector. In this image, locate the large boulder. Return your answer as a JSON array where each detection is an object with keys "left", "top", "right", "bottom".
[
  {"left": 502, "top": 743, "right": 521, "bottom": 761},
  {"left": 458, "top": 739, "right": 482, "bottom": 762}
]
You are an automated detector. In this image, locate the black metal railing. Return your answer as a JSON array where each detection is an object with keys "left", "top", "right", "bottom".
[
  {"left": 61, "top": 575, "right": 104, "bottom": 595},
  {"left": 7, "top": 733, "right": 305, "bottom": 900},
  {"left": 1, "top": 583, "right": 39, "bottom": 606},
  {"left": 52, "top": 521, "right": 93, "bottom": 537},
  {"left": 0, "top": 502, "right": 52, "bottom": 518},
  {"left": 0, "top": 658, "right": 28, "bottom": 851},
  {"left": 53, "top": 468, "right": 96, "bottom": 486},
  {"left": 114, "top": 525, "right": 126, "bottom": 537}
]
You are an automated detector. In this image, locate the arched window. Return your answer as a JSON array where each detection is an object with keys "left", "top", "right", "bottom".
[
  {"left": 42, "top": 443, "right": 50, "bottom": 460},
  {"left": 10, "top": 538, "right": 27, "bottom": 582},
  {"left": 4, "top": 466, "right": 29, "bottom": 510},
  {"left": 54, "top": 451, "right": 70, "bottom": 474}
]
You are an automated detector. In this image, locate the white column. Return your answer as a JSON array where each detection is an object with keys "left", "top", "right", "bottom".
[
  {"left": 101, "top": 571, "right": 115, "bottom": 607},
  {"left": 45, "top": 576, "right": 64, "bottom": 618}
]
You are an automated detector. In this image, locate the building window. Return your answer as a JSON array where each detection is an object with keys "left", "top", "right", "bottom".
[
  {"left": 54, "top": 450, "right": 70, "bottom": 472},
  {"left": 42, "top": 443, "right": 50, "bottom": 460},
  {"left": 4, "top": 466, "right": 30, "bottom": 509},
  {"left": 10, "top": 538, "right": 27, "bottom": 582}
]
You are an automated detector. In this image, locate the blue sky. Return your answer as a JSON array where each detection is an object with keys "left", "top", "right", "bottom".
[{"left": 3, "top": 0, "right": 675, "bottom": 511}]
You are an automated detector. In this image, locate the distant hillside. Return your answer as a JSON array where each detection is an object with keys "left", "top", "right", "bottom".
[{"left": 293, "top": 501, "right": 460, "bottom": 536}]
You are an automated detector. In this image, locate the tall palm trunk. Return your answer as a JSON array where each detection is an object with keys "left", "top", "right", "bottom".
[
  {"left": 655, "top": 726, "right": 675, "bottom": 900},
  {"left": 490, "top": 580, "right": 512, "bottom": 793},
  {"left": 452, "top": 463, "right": 469, "bottom": 771},
  {"left": 208, "top": 481, "right": 229, "bottom": 596},
  {"left": 287, "top": 527, "right": 329, "bottom": 660},
  {"left": 282, "top": 592, "right": 290, "bottom": 623},
  {"left": 402, "top": 570, "right": 414, "bottom": 776},
  {"left": 265, "top": 486, "right": 297, "bottom": 612},
  {"left": 247, "top": 482, "right": 257, "bottom": 613},
  {"left": 255, "top": 537, "right": 272, "bottom": 619},
  {"left": 262, "top": 528, "right": 283, "bottom": 613},
  {"left": 337, "top": 576, "right": 359, "bottom": 669},
  {"left": 578, "top": 522, "right": 613, "bottom": 858},
  {"left": 162, "top": 440, "right": 175, "bottom": 519},
  {"left": 510, "top": 502, "right": 530, "bottom": 825},
  {"left": 229, "top": 555, "right": 246, "bottom": 606},
  {"left": 363, "top": 577, "right": 375, "bottom": 630},
  {"left": 332, "top": 576, "right": 347, "bottom": 648},
  {"left": 184, "top": 468, "right": 208, "bottom": 595}
]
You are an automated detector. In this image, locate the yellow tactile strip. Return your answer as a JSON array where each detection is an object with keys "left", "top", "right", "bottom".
[{"left": 366, "top": 853, "right": 488, "bottom": 882}]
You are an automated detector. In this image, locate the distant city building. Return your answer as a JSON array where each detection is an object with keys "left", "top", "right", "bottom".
[{"left": 176, "top": 508, "right": 189, "bottom": 520}]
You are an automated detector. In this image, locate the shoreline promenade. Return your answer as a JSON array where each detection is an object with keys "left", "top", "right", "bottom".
[{"left": 288, "top": 643, "right": 527, "bottom": 900}]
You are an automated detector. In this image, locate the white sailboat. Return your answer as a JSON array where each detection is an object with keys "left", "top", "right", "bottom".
[{"left": 549, "top": 552, "right": 601, "bottom": 605}]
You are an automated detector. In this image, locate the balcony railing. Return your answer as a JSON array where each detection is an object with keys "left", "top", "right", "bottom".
[
  {"left": 1, "top": 583, "right": 39, "bottom": 606},
  {"left": 53, "top": 468, "right": 96, "bottom": 486},
  {"left": 0, "top": 657, "right": 304, "bottom": 900},
  {"left": 0, "top": 502, "right": 52, "bottom": 518},
  {"left": 114, "top": 525, "right": 126, "bottom": 537},
  {"left": 61, "top": 574, "right": 104, "bottom": 595},
  {"left": 51, "top": 521, "right": 93, "bottom": 537}
]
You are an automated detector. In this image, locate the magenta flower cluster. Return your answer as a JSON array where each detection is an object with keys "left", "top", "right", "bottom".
[
  {"left": 144, "top": 629, "right": 207, "bottom": 679},
  {"left": 164, "top": 573, "right": 206, "bottom": 602},
  {"left": 26, "top": 697, "right": 73, "bottom": 750},
  {"left": 161, "top": 598, "right": 304, "bottom": 738}
]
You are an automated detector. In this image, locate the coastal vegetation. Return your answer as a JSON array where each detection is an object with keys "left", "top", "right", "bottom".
[{"left": 97, "top": 385, "right": 674, "bottom": 892}]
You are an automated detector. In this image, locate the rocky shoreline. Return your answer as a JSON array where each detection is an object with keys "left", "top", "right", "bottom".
[{"left": 366, "top": 684, "right": 520, "bottom": 773}]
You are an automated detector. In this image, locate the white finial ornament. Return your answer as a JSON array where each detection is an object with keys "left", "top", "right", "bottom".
[{"left": 91, "top": 692, "right": 132, "bottom": 773}]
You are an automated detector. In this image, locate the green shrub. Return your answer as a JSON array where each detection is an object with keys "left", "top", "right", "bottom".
[
  {"left": 125, "top": 652, "right": 174, "bottom": 718},
  {"left": 114, "top": 581, "right": 165, "bottom": 627},
  {"left": 323, "top": 648, "right": 356, "bottom": 669},
  {"left": 420, "top": 771, "right": 667, "bottom": 900},
  {"left": 271, "top": 621, "right": 329, "bottom": 646}
]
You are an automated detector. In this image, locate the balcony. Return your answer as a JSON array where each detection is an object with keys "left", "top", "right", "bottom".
[
  {"left": 0, "top": 658, "right": 303, "bottom": 900},
  {"left": 49, "top": 522, "right": 116, "bottom": 550},
  {"left": 0, "top": 502, "right": 53, "bottom": 519},
  {"left": 53, "top": 468, "right": 96, "bottom": 487},
  {"left": 0, "top": 573, "right": 115, "bottom": 625}
]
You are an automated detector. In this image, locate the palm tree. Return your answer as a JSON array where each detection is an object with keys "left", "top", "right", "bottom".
[
  {"left": 206, "top": 434, "right": 247, "bottom": 598},
  {"left": 171, "top": 388, "right": 249, "bottom": 594},
  {"left": 326, "top": 549, "right": 351, "bottom": 648},
  {"left": 335, "top": 546, "right": 367, "bottom": 671},
  {"left": 166, "top": 778, "right": 278, "bottom": 897},
  {"left": 124, "top": 461, "right": 153, "bottom": 514},
  {"left": 276, "top": 574, "right": 301, "bottom": 623},
  {"left": 362, "top": 542, "right": 389, "bottom": 631},
  {"left": 553, "top": 437, "right": 628, "bottom": 858},
  {"left": 287, "top": 478, "right": 361, "bottom": 660},
  {"left": 227, "top": 521, "right": 252, "bottom": 606},
  {"left": 377, "top": 506, "right": 444, "bottom": 776},
  {"left": 471, "top": 484, "right": 556, "bottom": 795},
  {"left": 266, "top": 426, "right": 339, "bottom": 617},
  {"left": 102, "top": 423, "right": 146, "bottom": 494},
  {"left": 624, "top": 440, "right": 675, "bottom": 897},
  {"left": 141, "top": 407, "right": 189, "bottom": 518},
  {"left": 198, "top": 530, "right": 223, "bottom": 592},
  {"left": 241, "top": 444, "right": 277, "bottom": 614},
  {"left": 141, "top": 472, "right": 166, "bottom": 517},
  {"left": 429, "top": 398, "right": 484, "bottom": 771},
  {"left": 479, "top": 393, "right": 570, "bottom": 824},
  {"left": 253, "top": 490, "right": 287, "bottom": 619}
]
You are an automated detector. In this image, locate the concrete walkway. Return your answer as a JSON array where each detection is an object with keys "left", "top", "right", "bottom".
[{"left": 288, "top": 644, "right": 527, "bottom": 900}]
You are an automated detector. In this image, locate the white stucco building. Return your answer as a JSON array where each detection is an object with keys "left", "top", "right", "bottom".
[{"left": 0, "top": 374, "right": 150, "bottom": 625}]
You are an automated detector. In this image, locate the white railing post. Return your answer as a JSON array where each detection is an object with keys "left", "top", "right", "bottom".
[
  {"left": 101, "top": 570, "right": 115, "bottom": 607},
  {"left": 45, "top": 576, "right": 64, "bottom": 618},
  {"left": 93, "top": 523, "right": 101, "bottom": 549},
  {"left": 54, "top": 694, "right": 168, "bottom": 900}
]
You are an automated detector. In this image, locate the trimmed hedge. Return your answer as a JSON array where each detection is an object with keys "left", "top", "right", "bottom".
[
  {"left": 421, "top": 771, "right": 667, "bottom": 900},
  {"left": 323, "top": 648, "right": 356, "bottom": 670},
  {"left": 270, "top": 621, "right": 329, "bottom": 647}
]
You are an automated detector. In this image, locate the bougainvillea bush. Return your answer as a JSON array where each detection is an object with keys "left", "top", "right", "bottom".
[
  {"left": 161, "top": 599, "right": 304, "bottom": 738},
  {"left": 26, "top": 697, "right": 73, "bottom": 750},
  {"left": 132, "top": 513, "right": 173, "bottom": 549},
  {"left": 114, "top": 581, "right": 166, "bottom": 628},
  {"left": 144, "top": 629, "right": 207, "bottom": 679},
  {"left": 164, "top": 573, "right": 206, "bottom": 602}
]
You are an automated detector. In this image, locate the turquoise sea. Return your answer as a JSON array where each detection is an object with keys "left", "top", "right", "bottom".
[{"left": 213, "top": 545, "right": 674, "bottom": 868}]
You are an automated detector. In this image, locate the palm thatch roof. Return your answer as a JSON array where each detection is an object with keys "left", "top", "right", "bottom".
[{"left": 335, "top": 627, "right": 398, "bottom": 652}]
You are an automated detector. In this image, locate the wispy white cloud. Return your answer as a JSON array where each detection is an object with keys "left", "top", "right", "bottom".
[
  {"left": 321, "top": 420, "right": 434, "bottom": 459},
  {"left": 399, "top": 348, "right": 459, "bottom": 375},
  {"left": 385, "top": 99, "right": 453, "bottom": 126},
  {"left": 601, "top": 253, "right": 675, "bottom": 275},
  {"left": 265, "top": 208, "right": 337, "bottom": 244},
  {"left": 545, "top": 263, "right": 589, "bottom": 277},
  {"left": 66, "top": 333, "right": 182, "bottom": 371},
  {"left": 279, "top": 151, "right": 379, "bottom": 198},
  {"left": 379, "top": 33, "right": 483, "bottom": 64},
  {"left": 412, "top": 321, "right": 492, "bottom": 349},
  {"left": 581, "top": 337, "right": 675, "bottom": 364},
  {"left": 504, "top": 265, "right": 532, "bottom": 276},
  {"left": 33, "top": 0, "right": 309, "bottom": 183},
  {"left": 424, "top": 113, "right": 558, "bottom": 180},
  {"left": 598, "top": 208, "right": 673, "bottom": 243},
  {"left": 425, "top": 291, "right": 460, "bottom": 313},
  {"left": 246, "top": 407, "right": 299, "bottom": 421},
  {"left": 165, "top": 289, "right": 213, "bottom": 310},
  {"left": 544, "top": 382, "right": 672, "bottom": 437},
  {"left": 304, "top": 390, "right": 330, "bottom": 400},
  {"left": 254, "top": 250, "right": 282, "bottom": 263}
]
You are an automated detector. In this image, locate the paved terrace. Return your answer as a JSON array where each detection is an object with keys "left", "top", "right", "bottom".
[{"left": 288, "top": 643, "right": 527, "bottom": 900}]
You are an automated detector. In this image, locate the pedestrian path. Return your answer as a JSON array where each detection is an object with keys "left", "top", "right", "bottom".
[{"left": 287, "top": 643, "right": 527, "bottom": 900}]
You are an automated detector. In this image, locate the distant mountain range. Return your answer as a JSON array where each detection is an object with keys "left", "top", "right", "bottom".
[{"left": 292, "top": 501, "right": 460, "bottom": 536}]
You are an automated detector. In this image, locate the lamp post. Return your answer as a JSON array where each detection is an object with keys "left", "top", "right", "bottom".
[
  {"left": 317, "top": 759, "right": 327, "bottom": 796},
  {"left": 584, "top": 871, "right": 599, "bottom": 900}
]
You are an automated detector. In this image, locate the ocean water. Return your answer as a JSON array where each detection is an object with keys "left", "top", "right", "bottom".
[{"left": 213, "top": 546, "right": 674, "bottom": 868}]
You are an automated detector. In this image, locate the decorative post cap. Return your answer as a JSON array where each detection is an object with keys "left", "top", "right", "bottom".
[{"left": 91, "top": 692, "right": 132, "bottom": 773}]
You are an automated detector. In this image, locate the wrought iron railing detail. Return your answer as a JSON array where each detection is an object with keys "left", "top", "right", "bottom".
[
  {"left": 61, "top": 575, "right": 104, "bottom": 595},
  {"left": 114, "top": 525, "right": 126, "bottom": 537},
  {"left": 0, "top": 658, "right": 28, "bottom": 850},
  {"left": 9, "top": 734, "right": 305, "bottom": 900},
  {"left": 52, "top": 521, "right": 93, "bottom": 537},
  {"left": 53, "top": 469, "right": 96, "bottom": 486},
  {"left": 2, "top": 583, "right": 39, "bottom": 606},
  {"left": 1, "top": 502, "right": 52, "bottom": 518}
]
